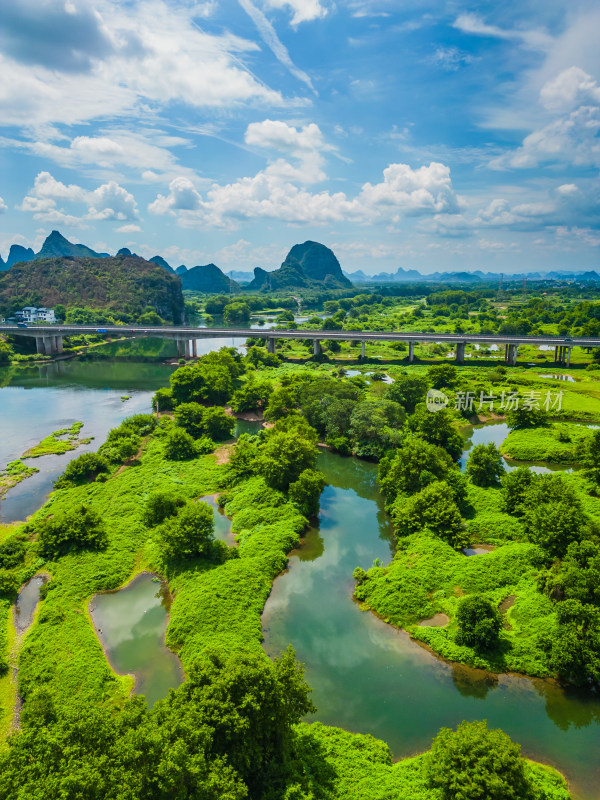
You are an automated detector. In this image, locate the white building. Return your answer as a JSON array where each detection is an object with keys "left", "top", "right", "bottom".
[{"left": 17, "top": 307, "right": 56, "bottom": 323}]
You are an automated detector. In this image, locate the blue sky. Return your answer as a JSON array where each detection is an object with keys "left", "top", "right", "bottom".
[{"left": 0, "top": 0, "right": 599, "bottom": 274}]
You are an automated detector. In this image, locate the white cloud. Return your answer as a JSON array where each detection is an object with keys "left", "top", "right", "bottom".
[
  {"left": 0, "top": 197, "right": 7, "bottom": 213},
  {"left": 244, "top": 119, "right": 331, "bottom": 183},
  {"left": 20, "top": 171, "right": 139, "bottom": 224},
  {"left": 453, "top": 13, "right": 552, "bottom": 51},
  {"left": 0, "top": 0, "right": 292, "bottom": 128},
  {"left": 116, "top": 224, "right": 142, "bottom": 233},
  {"left": 149, "top": 158, "right": 461, "bottom": 228},
  {"left": 237, "top": 0, "right": 315, "bottom": 91},
  {"left": 263, "top": 0, "right": 327, "bottom": 26},
  {"left": 426, "top": 46, "right": 475, "bottom": 72},
  {"left": 491, "top": 68, "right": 600, "bottom": 169},
  {"left": 359, "top": 162, "right": 461, "bottom": 218}
]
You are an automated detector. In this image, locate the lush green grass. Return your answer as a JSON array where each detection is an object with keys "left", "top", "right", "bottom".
[
  {"left": 501, "top": 423, "right": 594, "bottom": 463},
  {"left": 22, "top": 422, "right": 93, "bottom": 458}
]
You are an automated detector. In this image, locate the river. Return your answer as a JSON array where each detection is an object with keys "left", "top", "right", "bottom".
[{"left": 1, "top": 358, "right": 599, "bottom": 797}]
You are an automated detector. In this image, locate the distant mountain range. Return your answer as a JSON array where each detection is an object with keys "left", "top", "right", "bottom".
[
  {"left": 1, "top": 230, "right": 598, "bottom": 287},
  {"left": 343, "top": 266, "right": 600, "bottom": 283}
]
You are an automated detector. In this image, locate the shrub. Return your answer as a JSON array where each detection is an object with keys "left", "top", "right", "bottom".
[
  {"left": 426, "top": 720, "right": 535, "bottom": 800},
  {"left": 164, "top": 428, "right": 198, "bottom": 460},
  {"left": 288, "top": 469, "right": 325, "bottom": 517},
  {"left": 455, "top": 594, "right": 502, "bottom": 651},
  {"left": 393, "top": 481, "right": 466, "bottom": 548},
  {"left": 37, "top": 505, "right": 108, "bottom": 559},
  {"left": 143, "top": 491, "right": 186, "bottom": 527},
  {"left": 158, "top": 501, "right": 214, "bottom": 560},
  {"left": 506, "top": 406, "right": 549, "bottom": 430},
  {"left": 0, "top": 537, "right": 27, "bottom": 569},
  {"left": 55, "top": 453, "right": 109, "bottom": 487},
  {"left": 501, "top": 467, "right": 534, "bottom": 515},
  {"left": 466, "top": 443, "right": 506, "bottom": 487}
]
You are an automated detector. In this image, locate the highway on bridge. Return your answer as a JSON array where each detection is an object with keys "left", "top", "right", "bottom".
[{"left": 2, "top": 324, "right": 598, "bottom": 365}]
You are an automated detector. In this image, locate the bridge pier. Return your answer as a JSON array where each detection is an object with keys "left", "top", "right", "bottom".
[
  {"left": 455, "top": 342, "right": 465, "bottom": 364},
  {"left": 313, "top": 339, "right": 322, "bottom": 356},
  {"left": 361, "top": 341, "right": 365, "bottom": 358},
  {"left": 176, "top": 338, "right": 185, "bottom": 359},
  {"left": 192, "top": 338, "right": 197, "bottom": 358},
  {"left": 55, "top": 335, "right": 63, "bottom": 354},
  {"left": 508, "top": 344, "right": 518, "bottom": 366},
  {"left": 566, "top": 346, "right": 571, "bottom": 367},
  {"left": 554, "top": 345, "right": 559, "bottom": 364},
  {"left": 267, "top": 338, "right": 275, "bottom": 354},
  {"left": 408, "top": 341, "right": 415, "bottom": 363}
]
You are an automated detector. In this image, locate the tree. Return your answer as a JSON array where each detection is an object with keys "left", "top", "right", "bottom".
[
  {"left": 378, "top": 438, "right": 456, "bottom": 503},
  {"left": 257, "top": 431, "right": 317, "bottom": 491},
  {"left": 466, "top": 443, "right": 506, "bottom": 487},
  {"left": 224, "top": 302, "right": 251, "bottom": 324},
  {"left": 551, "top": 599, "right": 600, "bottom": 686},
  {"left": 203, "top": 408, "right": 235, "bottom": 441},
  {"left": 393, "top": 481, "right": 466, "bottom": 548},
  {"left": 158, "top": 501, "right": 214, "bottom": 560},
  {"left": 164, "top": 427, "right": 198, "bottom": 460},
  {"left": 426, "top": 720, "right": 535, "bottom": 800},
  {"left": 506, "top": 405, "right": 549, "bottom": 430},
  {"left": 143, "top": 491, "right": 185, "bottom": 527},
  {"left": 175, "top": 402, "right": 206, "bottom": 438},
  {"left": 55, "top": 452, "right": 109, "bottom": 487},
  {"left": 288, "top": 469, "right": 325, "bottom": 517},
  {"left": 522, "top": 474, "right": 586, "bottom": 558},
  {"left": 349, "top": 400, "right": 405, "bottom": 460},
  {"left": 228, "top": 434, "right": 260, "bottom": 481},
  {"left": 427, "top": 364, "right": 458, "bottom": 390},
  {"left": 541, "top": 540, "right": 600, "bottom": 605},
  {"left": 230, "top": 379, "right": 273, "bottom": 413},
  {"left": 456, "top": 594, "right": 502, "bottom": 651},
  {"left": 501, "top": 466, "right": 534, "bottom": 515},
  {"left": 37, "top": 505, "right": 107, "bottom": 559},
  {"left": 407, "top": 403, "right": 463, "bottom": 461},
  {"left": 384, "top": 375, "right": 428, "bottom": 414},
  {"left": 581, "top": 428, "right": 600, "bottom": 488},
  {"left": 264, "top": 386, "right": 299, "bottom": 420}
]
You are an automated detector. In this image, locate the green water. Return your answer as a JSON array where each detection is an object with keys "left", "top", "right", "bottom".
[
  {"left": 0, "top": 360, "right": 172, "bottom": 522},
  {"left": 3, "top": 361, "right": 600, "bottom": 795},
  {"left": 262, "top": 449, "right": 600, "bottom": 800},
  {"left": 89, "top": 573, "right": 183, "bottom": 707}
]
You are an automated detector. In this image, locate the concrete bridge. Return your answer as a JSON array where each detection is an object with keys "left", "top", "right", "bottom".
[{"left": 2, "top": 324, "right": 598, "bottom": 366}]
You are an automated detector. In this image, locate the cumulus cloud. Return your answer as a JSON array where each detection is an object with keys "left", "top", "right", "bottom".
[
  {"left": 491, "top": 67, "right": 600, "bottom": 169},
  {"left": 0, "top": 0, "right": 292, "bottom": 127},
  {"left": 359, "top": 162, "right": 461, "bottom": 218},
  {"left": 244, "top": 119, "right": 332, "bottom": 183},
  {"left": 116, "top": 223, "right": 142, "bottom": 233},
  {"left": 20, "top": 171, "right": 139, "bottom": 224},
  {"left": 149, "top": 156, "right": 461, "bottom": 228},
  {"left": 0, "top": 197, "right": 7, "bottom": 213}
]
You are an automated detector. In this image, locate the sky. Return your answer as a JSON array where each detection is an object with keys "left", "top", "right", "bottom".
[{"left": 0, "top": 0, "right": 599, "bottom": 275}]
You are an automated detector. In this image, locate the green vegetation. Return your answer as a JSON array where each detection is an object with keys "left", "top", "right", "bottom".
[
  {"left": 36, "top": 504, "right": 108, "bottom": 559},
  {"left": 0, "top": 255, "right": 185, "bottom": 324},
  {"left": 502, "top": 423, "right": 593, "bottom": 463},
  {"left": 455, "top": 594, "right": 503, "bottom": 651},
  {"left": 467, "top": 443, "right": 506, "bottom": 486},
  {"left": 22, "top": 421, "right": 91, "bottom": 458},
  {"left": 0, "top": 460, "right": 39, "bottom": 498}
]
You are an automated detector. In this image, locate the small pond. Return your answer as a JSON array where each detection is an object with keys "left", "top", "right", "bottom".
[
  {"left": 89, "top": 572, "right": 183, "bottom": 707},
  {"left": 14, "top": 575, "right": 46, "bottom": 634}
]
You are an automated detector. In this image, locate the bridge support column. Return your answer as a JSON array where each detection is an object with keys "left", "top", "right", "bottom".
[
  {"left": 176, "top": 338, "right": 184, "bottom": 359},
  {"left": 566, "top": 347, "right": 571, "bottom": 367},
  {"left": 408, "top": 341, "right": 415, "bottom": 363},
  {"left": 267, "top": 338, "right": 275, "bottom": 354},
  {"left": 361, "top": 341, "right": 365, "bottom": 358},
  {"left": 504, "top": 344, "right": 509, "bottom": 362},
  {"left": 43, "top": 336, "right": 56, "bottom": 355},
  {"left": 192, "top": 338, "right": 197, "bottom": 358},
  {"left": 455, "top": 342, "right": 465, "bottom": 364},
  {"left": 55, "top": 335, "right": 63, "bottom": 354},
  {"left": 313, "top": 339, "right": 322, "bottom": 356},
  {"left": 508, "top": 344, "right": 518, "bottom": 366},
  {"left": 35, "top": 336, "right": 45, "bottom": 354},
  {"left": 554, "top": 346, "right": 559, "bottom": 363}
]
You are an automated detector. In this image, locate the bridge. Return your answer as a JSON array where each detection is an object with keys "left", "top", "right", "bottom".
[{"left": 2, "top": 324, "right": 599, "bottom": 366}]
